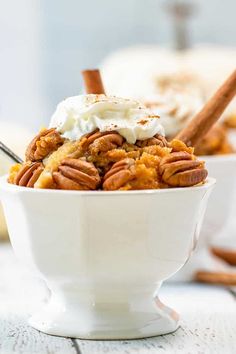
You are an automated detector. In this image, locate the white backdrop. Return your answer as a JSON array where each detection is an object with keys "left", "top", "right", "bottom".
[{"left": 0, "top": 0, "right": 236, "bottom": 131}]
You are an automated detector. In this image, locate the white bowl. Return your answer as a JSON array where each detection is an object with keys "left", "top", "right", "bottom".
[
  {"left": 175, "top": 146, "right": 236, "bottom": 279},
  {"left": 0, "top": 176, "right": 215, "bottom": 339},
  {"left": 171, "top": 154, "right": 236, "bottom": 281},
  {"left": 201, "top": 154, "right": 236, "bottom": 244}
]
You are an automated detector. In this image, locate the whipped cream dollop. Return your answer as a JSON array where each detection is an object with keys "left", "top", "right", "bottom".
[{"left": 49, "top": 94, "right": 164, "bottom": 144}]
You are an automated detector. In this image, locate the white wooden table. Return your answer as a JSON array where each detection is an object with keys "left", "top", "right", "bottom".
[{"left": 0, "top": 244, "right": 235, "bottom": 354}]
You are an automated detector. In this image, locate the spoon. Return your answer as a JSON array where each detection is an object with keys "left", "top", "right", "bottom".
[{"left": 0, "top": 141, "right": 23, "bottom": 164}]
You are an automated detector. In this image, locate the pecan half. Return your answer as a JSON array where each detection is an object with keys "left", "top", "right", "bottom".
[
  {"left": 14, "top": 162, "right": 44, "bottom": 187},
  {"left": 159, "top": 152, "right": 208, "bottom": 187},
  {"left": 103, "top": 158, "right": 135, "bottom": 190},
  {"left": 136, "top": 134, "right": 169, "bottom": 148},
  {"left": 25, "top": 128, "right": 64, "bottom": 162},
  {"left": 53, "top": 158, "right": 100, "bottom": 190},
  {"left": 81, "top": 130, "right": 123, "bottom": 154}
]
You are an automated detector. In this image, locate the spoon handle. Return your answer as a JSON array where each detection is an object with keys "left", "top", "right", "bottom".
[{"left": 0, "top": 141, "right": 23, "bottom": 164}]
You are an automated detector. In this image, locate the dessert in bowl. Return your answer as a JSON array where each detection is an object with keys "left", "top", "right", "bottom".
[{"left": 0, "top": 87, "right": 215, "bottom": 338}]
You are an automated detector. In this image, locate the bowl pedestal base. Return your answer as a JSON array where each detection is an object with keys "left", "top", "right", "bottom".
[{"left": 28, "top": 284, "right": 179, "bottom": 339}]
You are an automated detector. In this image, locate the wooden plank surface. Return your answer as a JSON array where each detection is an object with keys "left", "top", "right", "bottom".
[
  {"left": 0, "top": 244, "right": 235, "bottom": 354},
  {"left": 0, "top": 244, "right": 77, "bottom": 354},
  {"left": 77, "top": 284, "right": 236, "bottom": 354}
]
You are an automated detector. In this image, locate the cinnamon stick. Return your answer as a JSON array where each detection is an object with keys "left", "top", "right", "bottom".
[
  {"left": 82, "top": 69, "right": 106, "bottom": 95},
  {"left": 176, "top": 69, "right": 236, "bottom": 146}
]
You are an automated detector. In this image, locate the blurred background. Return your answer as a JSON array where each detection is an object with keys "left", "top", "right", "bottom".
[{"left": 0, "top": 0, "right": 236, "bottom": 131}]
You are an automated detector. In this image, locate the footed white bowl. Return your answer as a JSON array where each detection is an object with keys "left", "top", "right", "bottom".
[{"left": 0, "top": 177, "right": 215, "bottom": 339}]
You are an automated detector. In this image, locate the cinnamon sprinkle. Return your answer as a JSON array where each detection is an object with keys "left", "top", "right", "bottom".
[{"left": 138, "top": 119, "right": 148, "bottom": 125}]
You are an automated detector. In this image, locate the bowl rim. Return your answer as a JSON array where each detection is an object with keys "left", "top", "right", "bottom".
[{"left": 0, "top": 175, "right": 216, "bottom": 196}]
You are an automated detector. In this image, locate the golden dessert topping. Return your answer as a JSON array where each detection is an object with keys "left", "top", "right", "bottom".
[
  {"left": 25, "top": 128, "right": 64, "bottom": 162},
  {"left": 159, "top": 151, "right": 207, "bottom": 187},
  {"left": 34, "top": 140, "right": 82, "bottom": 189},
  {"left": 81, "top": 130, "right": 124, "bottom": 154},
  {"left": 170, "top": 139, "right": 194, "bottom": 154},
  {"left": 53, "top": 158, "right": 100, "bottom": 190},
  {"left": 13, "top": 162, "right": 44, "bottom": 188},
  {"left": 224, "top": 113, "right": 236, "bottom": 129},
  {"left": 103, "top": 158, "right": 135, "bottom": 191},
  {"left": 136, "top": 134, "right": 169, "bottom": 148},
  {"left": 194, "top": 125, "right": 234, "bottom": 156},
  {"left": 8, "top": 163, "right": 22, "bottom": 184}
]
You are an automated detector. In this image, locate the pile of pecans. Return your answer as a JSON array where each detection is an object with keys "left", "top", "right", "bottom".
[{"left": 8, "top": 128, "right": 208, "bottom": 191}]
